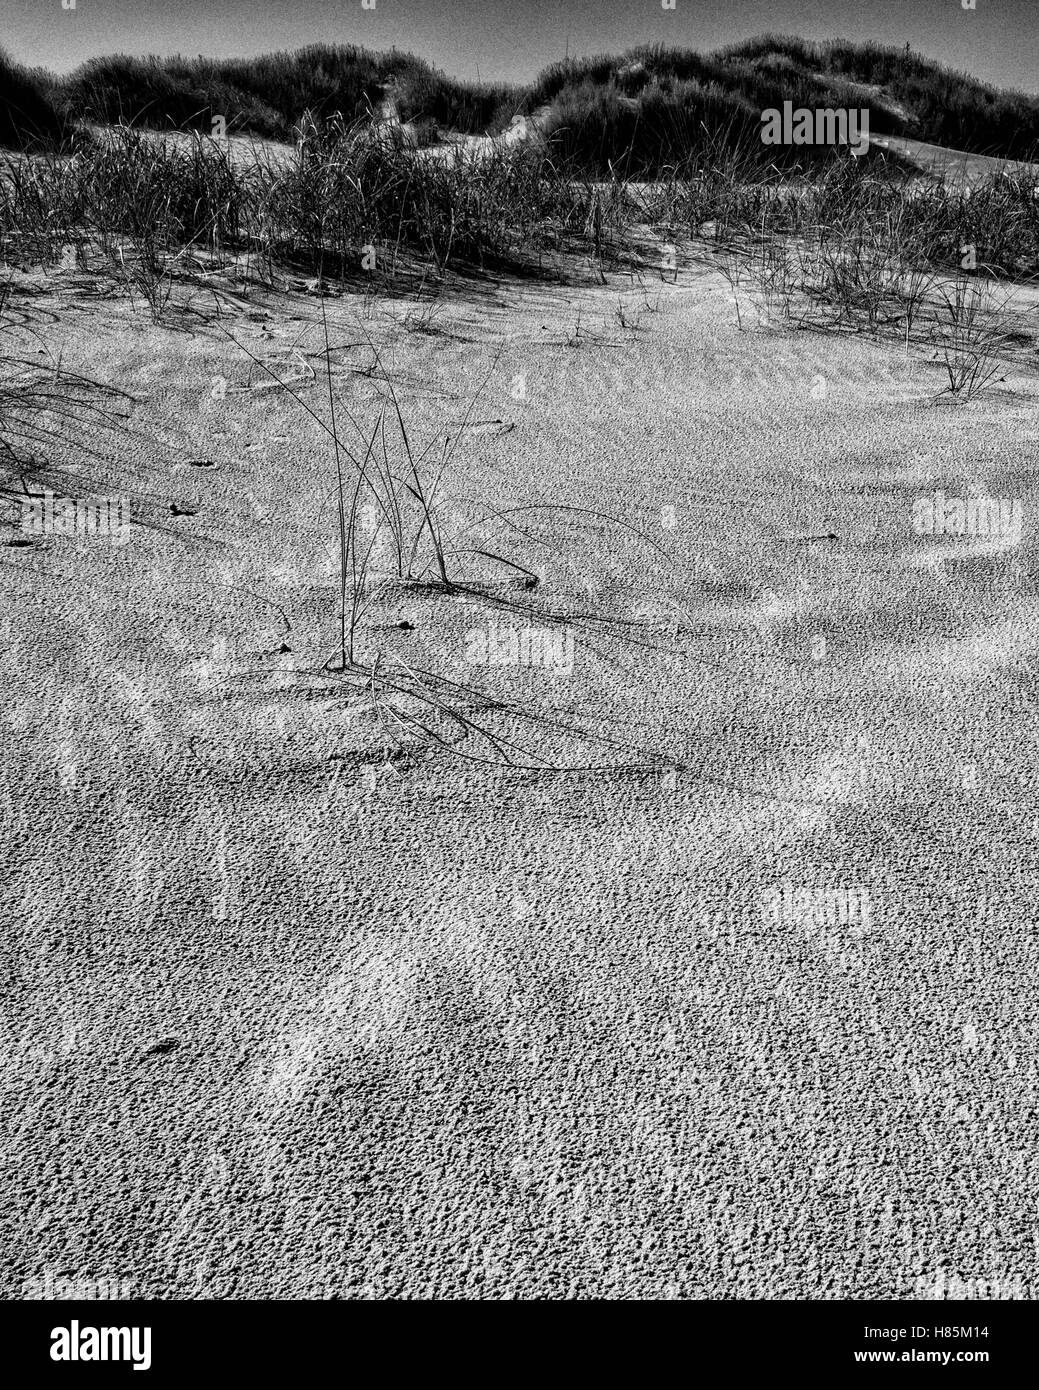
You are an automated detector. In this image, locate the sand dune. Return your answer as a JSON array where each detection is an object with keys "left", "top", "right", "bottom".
[{"left": 2, "top": 241, "right": 1037, "bottom": 1300}]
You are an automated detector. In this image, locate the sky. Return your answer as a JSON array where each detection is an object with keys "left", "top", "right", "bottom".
[{"left": 6, "top": 0, "right": 1039, "bottom": 96}]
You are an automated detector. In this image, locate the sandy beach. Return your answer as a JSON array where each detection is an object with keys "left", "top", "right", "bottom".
[{"left": 3, "top": 246, "right": 1038, "bottom": 1298}]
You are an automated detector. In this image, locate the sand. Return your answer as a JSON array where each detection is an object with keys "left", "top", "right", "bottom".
[{"left": 1, "top": 249, "right": 1038, "bottom": 1298}]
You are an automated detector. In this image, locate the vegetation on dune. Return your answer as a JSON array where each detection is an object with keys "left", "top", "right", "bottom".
[
  {"left": 539, "top": 83, "right": 802, "bottom": 177},
  {"left": 0, "top": 48, "right": 68, "bottom": 150},
  {"left": 534, "top": 47, "right": 886, "bottom": 175},
  {"left": 390, "top": 70, "right": 521, "bottom": 136},
  {"left": 2, "top": 108, "right": 1035, "bottom": 300},
  {"left": 20, "top": 35, "right": 1033, "bottom": 175},
  {"left": 0, "top": 38, "right": 1034, "bottom": 404},
  {"left": 58, "top": 49, "right": 376, "bottom": 139},
  {"left": 2, "top": 48, "right": 1034, "bottom": 775},
  {"left": 727, "top": 34, "right": 1039, "bottom": 157},
  {"left": 529, "top": 37, "right": 1039, "bottom": 165},
  {"left": 0, "top": 117, "right": 606, "bottom": 286},
  {"left": 654, "top": 149, "right": 1039, "bottom": 282},
  {"left": 55, "top": 47, "right": 524, "bottom": 141}
]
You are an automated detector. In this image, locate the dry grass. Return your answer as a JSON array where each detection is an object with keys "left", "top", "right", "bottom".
[
  {"left": 0, "top": 119, "right": 624, "bottom": 300},
  {"left": 0, "top": 279, "right": 132, "bottom": 497}
]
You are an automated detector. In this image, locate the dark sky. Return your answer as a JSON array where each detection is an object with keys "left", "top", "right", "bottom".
[{"left": 8, "top": 0, "right": 1039, "bottom": 95}]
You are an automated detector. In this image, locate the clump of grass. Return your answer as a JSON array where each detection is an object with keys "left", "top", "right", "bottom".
[
  {"left": 0, "top": 125, "right": 248, "bottom": 278},
  {"left": 649, "top": 151, "right": 1038, "bottom": 289},
  {"left": 223, "top": 307, "right": 688, "bottom": 775},
  {"left": 0, "top": 115, "right": 623, "bottom": 290},
  {"left": 259, "top": 111, "right": 495, "bottom": 275},
  {"left": 231, "top": 303, "right": 505, "bottom": 665},
  {"left": 655, "top": 147, "right": 1034, "bottom": 374},
  {"left": 936, "top": 276, "right": 1008, "bottom": 399},
  {"left": 393, "top": 70, "right": 523, "bottom": 135}
]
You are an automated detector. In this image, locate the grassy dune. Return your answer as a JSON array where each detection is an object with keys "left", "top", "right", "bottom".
[
  {"left": 529, "top": 37, "right": 1039, "bottom": 167},
  {"left": 52, "top": 47, "right": 523, "bottom": 142},
  {"left": 5, "top": 36, "right": 1038, "bottom": 163},
  {"left": 0, "top": 48, "right": 67, "bottom": 150}
]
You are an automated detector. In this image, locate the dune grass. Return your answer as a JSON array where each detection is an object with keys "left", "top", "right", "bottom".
[
  {"left": 2, "top": 116, "right": 1035, "bottom": 396},
  {"left": 643, "top": 151, "right": 1035, "bottom": 397},
  {"left": 26, "top": 35, "right": 1039, "bottom": 171},
  {"left": 528, "top": 36, "right": 1039, "bottom": 166},
  {"left": 55, "top": 46, "right": 523, "bottom": 142},
  {"left": 0, "top": 116, "right": 623, "bottom": 296},
  {"left": 1, "top": 47, "right": 1035, "bottom": 404},
  {"left": 3, "top": 36, "right": 1035, "bottom": 306},
  {"left": 0, "top": 47, "right": 68, "bottom": 151}
]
